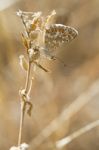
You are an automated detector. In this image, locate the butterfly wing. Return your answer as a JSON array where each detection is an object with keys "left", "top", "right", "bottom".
[{"left": 44, "top": 24, "right": 78, "bottom": 50}]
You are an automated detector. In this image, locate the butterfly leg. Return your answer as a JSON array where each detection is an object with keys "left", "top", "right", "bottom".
[{"left": 33, "top": 61, "right": 49, "bottom": 72}]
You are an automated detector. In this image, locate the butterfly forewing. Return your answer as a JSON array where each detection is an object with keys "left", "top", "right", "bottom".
[{"left": 45, "top": 24, "right": 78, "bottom": 50}]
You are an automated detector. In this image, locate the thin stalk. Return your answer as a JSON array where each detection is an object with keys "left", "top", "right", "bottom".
[
  {"left": 18, "top": 61, "right": 31, "bottom": 146},
  {"left": 18, "top": 100, "right": 25, "bottom": 146},
  {"left": 25, "top": 61, "right": 31, "bottom": 93}
]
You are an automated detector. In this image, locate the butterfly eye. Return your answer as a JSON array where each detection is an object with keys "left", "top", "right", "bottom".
[{"left": 44, "top": 24, "right": 78, "bottom": 50}]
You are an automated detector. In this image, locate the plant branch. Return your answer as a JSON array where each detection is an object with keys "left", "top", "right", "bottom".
[
  {"left": 18, "top": 61, "right": 31, "bottom": 146},
  {"left": 56, "top": 119, "right": 99, "bottom": 149},
  {"left": 25, "top": 61, "right": 31, "bottom": 93},
  {"left": 18, "top": 98, "right": 26, "bottom": 146}
]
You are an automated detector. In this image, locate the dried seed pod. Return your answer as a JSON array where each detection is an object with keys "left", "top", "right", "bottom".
[
  {"left": 44, "top": 10, "right": 56, "bottom": 27},
  {"left": 44, "top": 24, "right": 78, "bottom": 50},
  {"left": 19, "top": 55, "right": 28, "bottom": 71},
  {"left": 21, "top": 33, "right": 30, "bottom": 49},
  {"left": 25, "top": 12, "right": 42, "bottom": 32},
  {"left": 29, "top": 30, "right": 40, "bottom": 41}
]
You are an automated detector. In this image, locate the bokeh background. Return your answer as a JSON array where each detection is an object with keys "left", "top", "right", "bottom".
[{"left": 0, "top": 0, "right": 99, "bottom": 149}]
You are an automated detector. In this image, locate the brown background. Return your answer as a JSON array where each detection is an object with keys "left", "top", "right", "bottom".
[{"left": 0, "top": 0, "right": 99, "bottom": 149}]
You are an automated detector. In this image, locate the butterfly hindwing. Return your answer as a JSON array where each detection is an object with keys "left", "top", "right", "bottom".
[{"left": 44, "top": 24, "right": 78, "bottom": 50}]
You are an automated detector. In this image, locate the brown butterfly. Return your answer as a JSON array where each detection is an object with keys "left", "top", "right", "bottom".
[
  {"left": 43, "top": 24, "right": 78, "bottom": 62},
  {"left": 44, "top": 24, "right": 78, "bottom": 50}
]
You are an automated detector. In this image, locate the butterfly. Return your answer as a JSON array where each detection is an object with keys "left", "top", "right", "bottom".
[
  {"left": 18, "top": 10, "right": 78, "bottom": 71},
  {"left": 42, "top": 24, "right": 78, "bottom": 62},
  {"left": 44, "top": 24, "right": 78, "bottom": 50}
]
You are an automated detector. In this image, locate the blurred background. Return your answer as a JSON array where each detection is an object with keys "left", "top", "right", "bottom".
[{"left": 0, "top": 0, "right": 99, "bottom": 149}]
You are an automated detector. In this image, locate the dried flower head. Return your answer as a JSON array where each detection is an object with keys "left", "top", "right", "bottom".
[{"left": 17, "top": 10, "right": 78, "bottom": 68}]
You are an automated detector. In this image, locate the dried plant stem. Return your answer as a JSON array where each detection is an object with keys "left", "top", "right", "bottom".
[
  {"left": 18, "top": 100, "right": 25, "bottom": 146},
  {"left": 25, "top": 61, "right": 31, "bottom": 92},
  {"left": 56, "top": 119, "right": 99, "bottom": 149},
  {"left": 29, "top": 80, "right": 99, "bottom": 149},
  {"left": 18, "top": 61, "right": 31, "bottom": 146},
  {"left": 20, "top": 15, "right": 30, "bottom": 38}
]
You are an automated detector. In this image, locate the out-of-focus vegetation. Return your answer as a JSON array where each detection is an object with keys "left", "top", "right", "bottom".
[{"left": 0, "top": 0, "right": 99, "bottom": 150}]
